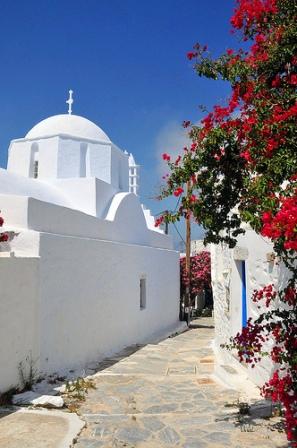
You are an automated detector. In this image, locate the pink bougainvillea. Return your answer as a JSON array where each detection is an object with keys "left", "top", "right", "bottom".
[{"left": 180, "top": 251, "right": 211, "bottom": 299}]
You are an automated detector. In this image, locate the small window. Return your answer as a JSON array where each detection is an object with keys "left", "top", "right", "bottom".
[
  {"left": 33, "top": 160, "right": 39, "bottom": 178},
  {"left": 140, "top": 277, "right": 146, "bottom": 310},
  {"left": 30, "top": 142, "right": 39, "bottom": 178}
]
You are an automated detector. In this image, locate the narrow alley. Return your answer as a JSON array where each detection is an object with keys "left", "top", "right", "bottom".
[{"left": 74, "top": 318, "right": 286, "bottom": 448}]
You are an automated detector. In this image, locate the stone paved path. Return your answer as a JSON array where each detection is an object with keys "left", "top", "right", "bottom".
[{"left": 73, "top": 318, "right": 287, "bottom": 448}]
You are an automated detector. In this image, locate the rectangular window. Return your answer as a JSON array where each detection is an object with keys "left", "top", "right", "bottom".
[
  {"left": 140, "top": 277, "right": 146, "bottom": 310},
  {"left": 33, "top": 160, "right": 39, "bottom": 179}
]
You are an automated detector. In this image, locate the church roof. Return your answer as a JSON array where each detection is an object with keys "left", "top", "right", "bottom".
[{"left": 25, "top": 114, "right": 111, "bottom": 143}]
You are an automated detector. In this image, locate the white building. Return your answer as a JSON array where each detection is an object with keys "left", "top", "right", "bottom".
[
  {"left": 211, "top": 227, "right": 280, "bottom": 387},
  {"left": 0, "top": 101, "right": 179, "bottom": 392},
  {"left": 128, "top": 153, "right": 140, "bottom": 196},
  {"left": 191, "top": 239, "right": 210, "bottom": 255}
]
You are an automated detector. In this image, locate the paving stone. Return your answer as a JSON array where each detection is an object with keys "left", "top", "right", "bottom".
[
  {"left": 75, "top": 439, "right": 105, "bottom": 448},
  {"left": 180, "top": 427, "right": 208, "bottom": 438},
  {"left": 193, "top": 392, "right": 206, "bottom": 400},
  {"left": 179, "top": 415, "right": 213, "bottom": 426},
  {"left": 84, "top": 415, "right": 129, "bottom": 424},
  {"left": 158, "top": 427, "right": 180, "bottom": 445},
  {"left": 180, "top": 401, "right": 199, "bottom": 411},
  {"left": 168, "top": 367, "right": 196, "bottom": 375},
  {"left": 203, "top": 421, "right": 235, "bottom": 431},
  {"left": 144, "top": 403, "right": 178, "bottom": 414},
  {"left": 221, "top": 364, "right": 237, "bottom": 374},
  {"left": 115, "top": 427, "right": 151, "bottom": 444},
  {"left": 183, "top": 440, "right": 208, "bottom": 448},
  {"left": 93, "top": 425, "right": 114, "bottom": 438},
  {"left": 204, "top": 431, "right": 231, "bottom": 444},
  {"left": 142, "top": 417, "right": 165, "bottom": 432}
]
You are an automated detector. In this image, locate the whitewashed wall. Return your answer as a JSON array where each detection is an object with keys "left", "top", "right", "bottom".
[
  {"left": 211, "top": 229, "right": 280, "bottom": 386},
  {"left": 38, "top": 233, "right": 179, "bottom": 373},
  {"left": 0, "top": 256, "right": 40, "bottom": 392},
  {"left": 0, "top": 231, "right": 179, "bottom": 391},
  {"left": 0, "top": 194, "right": 173, "bottom": 250}
]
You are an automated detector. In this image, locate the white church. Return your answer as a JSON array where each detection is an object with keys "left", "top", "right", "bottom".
[{"left": 0, "top": 92, "right": 179, "bottom": 392}]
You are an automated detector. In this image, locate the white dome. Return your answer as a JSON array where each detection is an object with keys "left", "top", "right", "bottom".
[{"left": 26, "top": 114, "right": 111, "bottom": 142}]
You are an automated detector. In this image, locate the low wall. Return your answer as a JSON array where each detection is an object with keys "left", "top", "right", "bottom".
[{"left": 0, "top": 256, "right": 40, "bottom": 392}]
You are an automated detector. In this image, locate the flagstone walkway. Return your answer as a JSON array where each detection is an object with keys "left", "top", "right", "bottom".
[{"left": 73, "top": 318, "right": 287, "bottom": 448}]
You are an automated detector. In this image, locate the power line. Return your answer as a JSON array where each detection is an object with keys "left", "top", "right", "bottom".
[
  {"left": 155, "top": 194, "right": 181, "bottom": 217},
  {"left": 173, "top": 221, "right": 186, "bottom": 245},
  {"left": 174, "top": 195, "right": 181, "bottom": 212}
]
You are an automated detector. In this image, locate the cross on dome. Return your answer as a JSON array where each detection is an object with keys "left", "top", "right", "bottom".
[{"left": 66, "top": 89, "right": 74, "bottom": 115}]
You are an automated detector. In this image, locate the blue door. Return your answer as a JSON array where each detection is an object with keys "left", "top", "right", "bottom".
[{"left": 241, "top": 260, "right": 247, "bottom": 327}]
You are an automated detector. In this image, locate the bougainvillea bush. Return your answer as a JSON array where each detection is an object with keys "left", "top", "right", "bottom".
[
  {"left": 0, "top": 213, "right": 8, "bottom": 243},
  {"left": 180, "top": 251, "right": 211, "bottom": 300},
  {"left": 158, "top": 0, "right": 297, "bottom": 443}
]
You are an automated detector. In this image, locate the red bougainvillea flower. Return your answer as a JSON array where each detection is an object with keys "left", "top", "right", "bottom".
[
  {"left": 0, "top": 233, "right": 9, "bottom": 242},
  {"left": 182, "top": 120, "right": 191, "bottom": 128},
  {"left": 162, "top": 153, "right": 171, "bottom": 162},
  {"left": 187, "top": 51, "right": 198, "bottom": 60},
  {"left": 154, "top": 216, "right": 164, "bottom": 228},
  {"left": 173, "top": 187, "right": 184, "bottom": 197},
  {"left": 261, "top": 195, "right": 297, "bottom": 250},
  {"left": 289, "top": 74, "right": 297, "bottom": 85},
  {"left": 0, "top": 213, "right": 8, "bottom": 242},
  {"left": 175, "top": 155, "right": 182, "bottom": 166}
]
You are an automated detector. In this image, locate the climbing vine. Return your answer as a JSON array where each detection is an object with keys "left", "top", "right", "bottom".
[{"left": 157, "top": 0, "right": 297, "bottom": 443}]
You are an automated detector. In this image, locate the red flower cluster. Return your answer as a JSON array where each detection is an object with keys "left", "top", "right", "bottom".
[
  {"left": 187, "top": 52, "right": 198, "bottom": 61},
  {"left": 261, "top": 194, "right": 297, "bottom": 250},
  {"left": 263, "top": 371, "right": 297, "bottom": 444},
  {"left": 289, "top": 74, "right": 297, "bottom": 86},
  {"left": 162, "top": 153, "right": 171, "bottom": 162},
  {"left": 154, "top": 215, "right": 164, "bottom": 228},
  {"left": 174, "top": 155, "right": 182, "bottom": 166},
  {"left": 283, "top": 287, "right": 297, "bottom": 306},
  {"left": 0, "top": 213, "right": 8, "bottom": 243},
  {"left": 0, "top": 233, "right": 9, "bottom": 242},
  {"left": 231, "top": 318, "right": 265, "bottom": 366},
  {"left": 231, "top": 0, "right": 278, "bottom": 32},
  {"left": 173, "top": 187, "right": 184, "bottom": 197},
  {"left": 252, "top": 284, "right": 276, "bottom": 307},
  {"left": 272, "top": 103, "right": 297, "bottom": 123}
]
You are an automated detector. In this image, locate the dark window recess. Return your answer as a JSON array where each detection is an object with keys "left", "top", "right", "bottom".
[
  {"left": 140, "top": 278, "right": 146, "bottom": 309},
  {"left": 33, "top": 160, "right": 39, "bottom": 178}
]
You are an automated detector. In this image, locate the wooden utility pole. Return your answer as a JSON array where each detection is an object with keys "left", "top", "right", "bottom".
[
  {"left": 185, "top": 180, "right": 191, "bottom": 325},
  {"left": 164, "top": 211, "right": 169, "bottom": 235}
]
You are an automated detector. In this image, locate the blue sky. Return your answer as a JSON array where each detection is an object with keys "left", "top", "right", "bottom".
[{"left": 0, "top": 0, "right": 237, "bottom": 246}]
